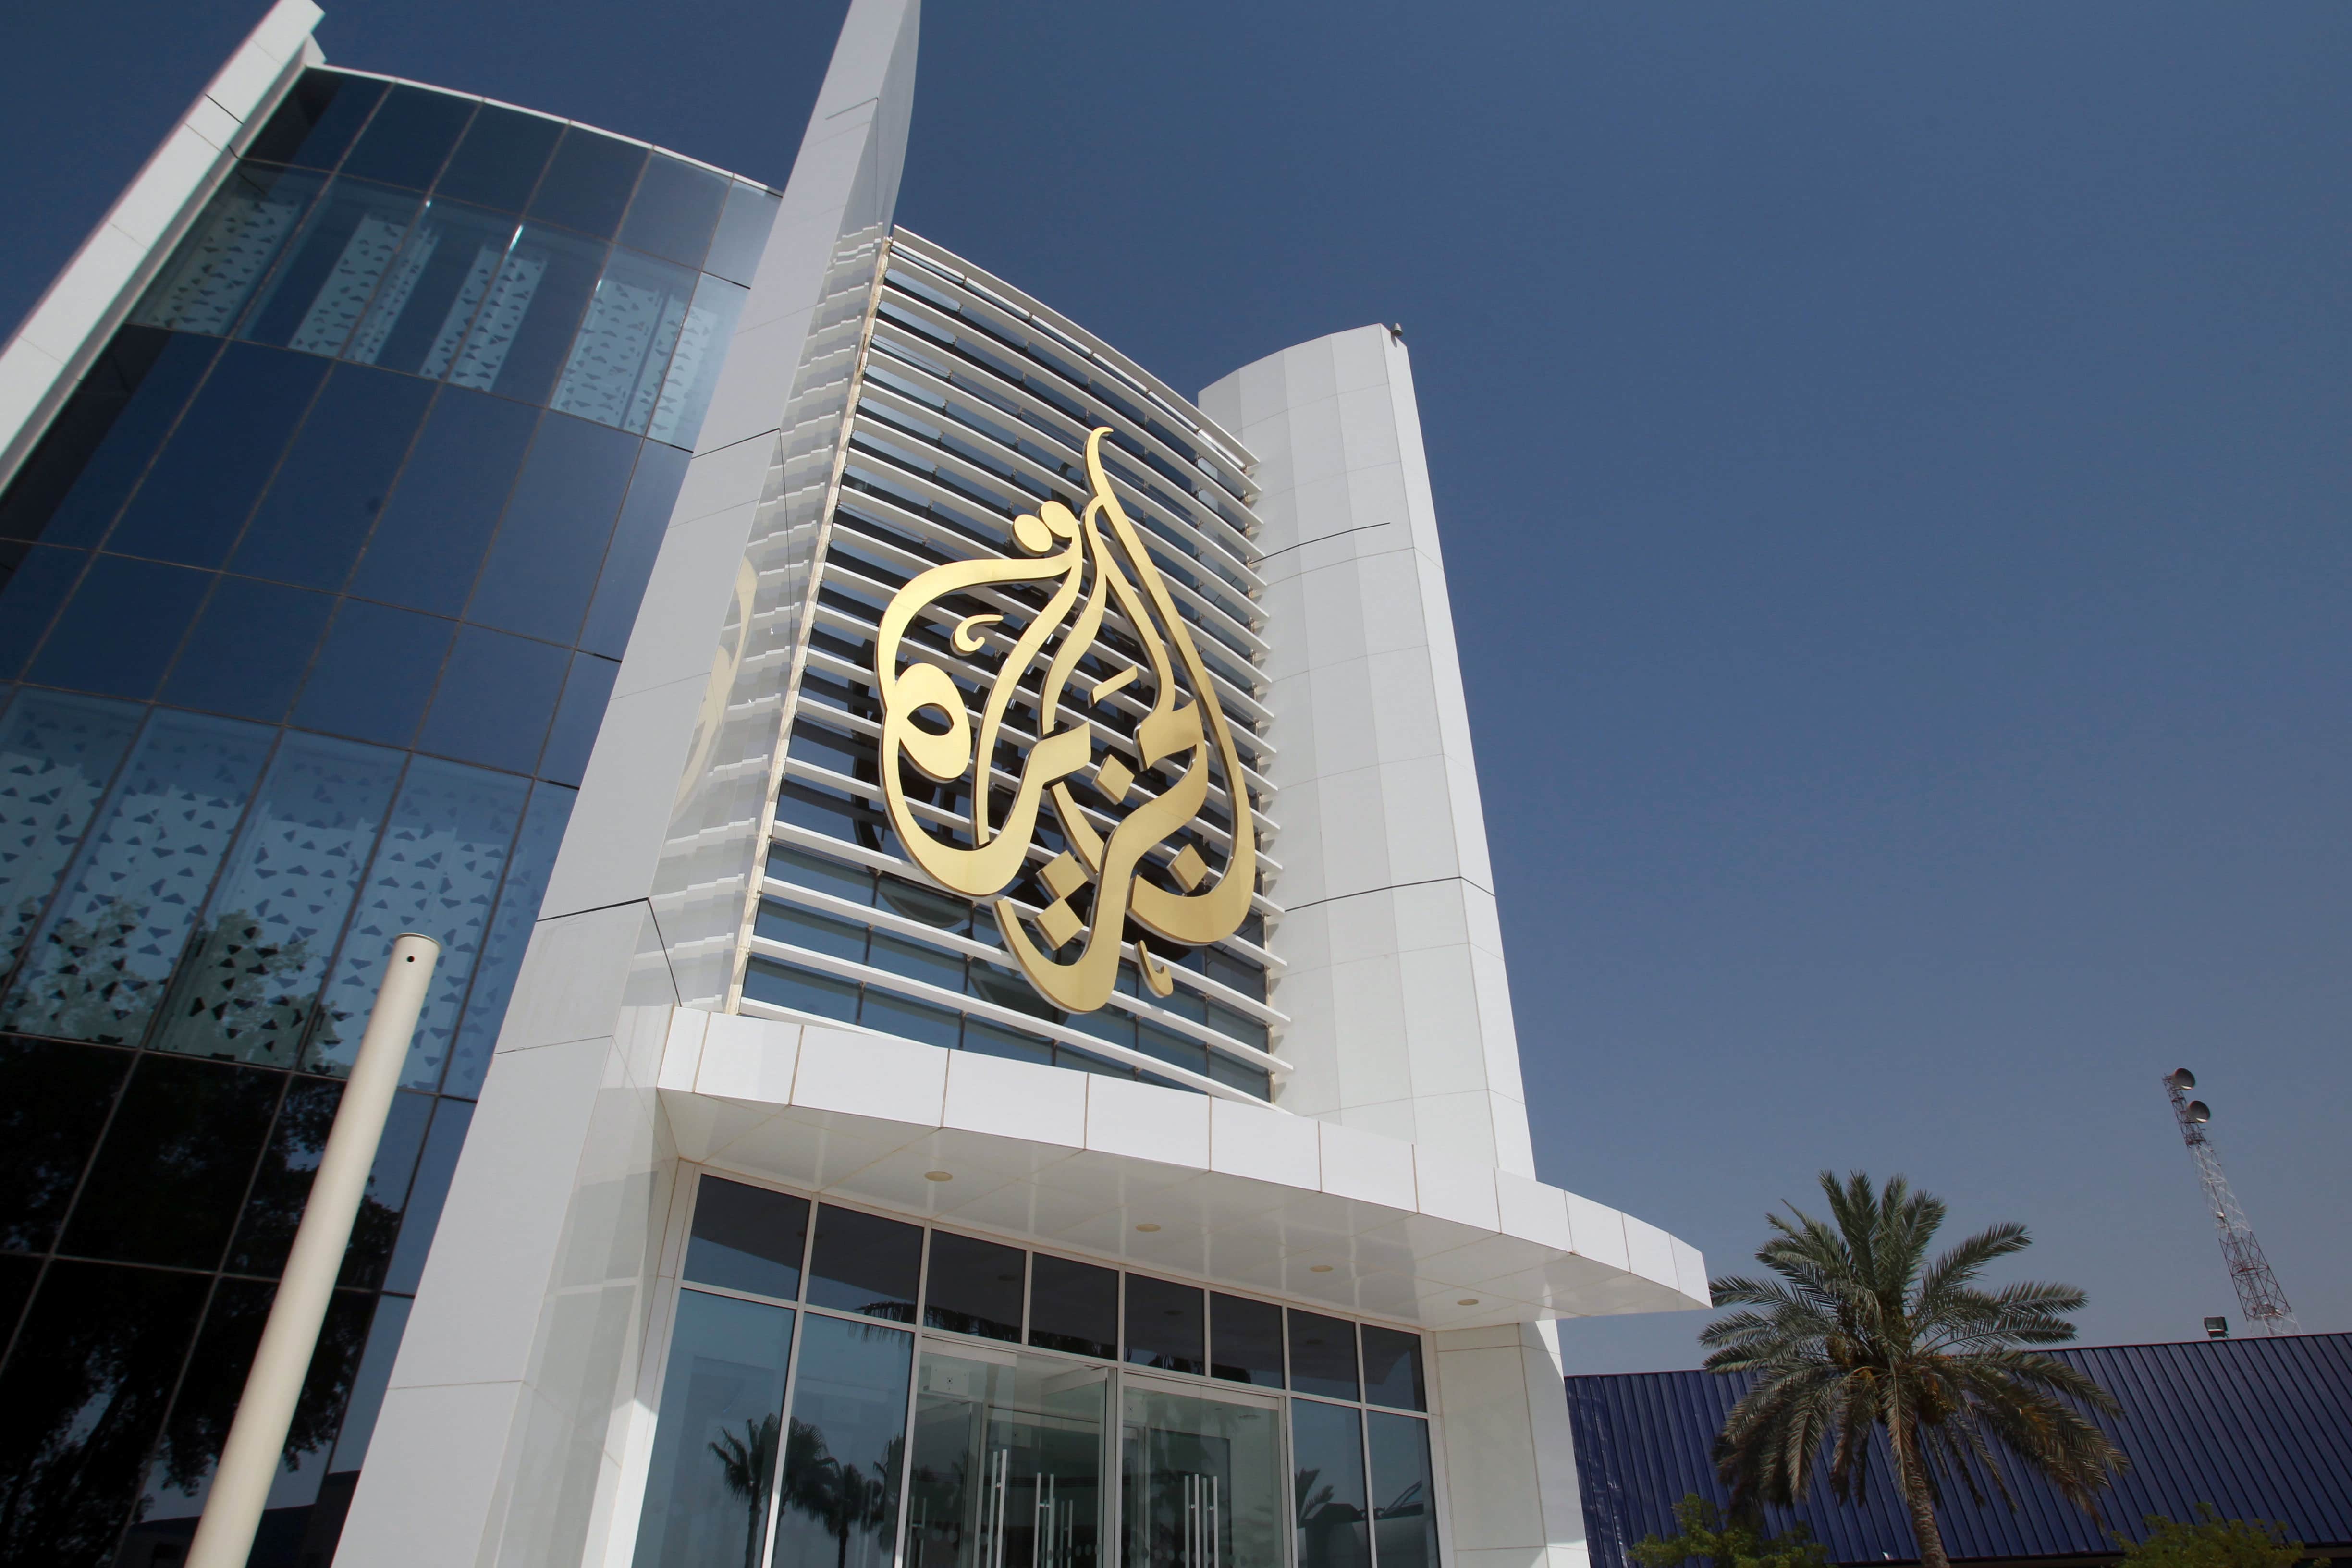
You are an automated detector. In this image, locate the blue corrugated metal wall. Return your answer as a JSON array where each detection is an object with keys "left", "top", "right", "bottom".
[{"left": 1566, "top": 1333, "right": 2352, "bottom": 1567}]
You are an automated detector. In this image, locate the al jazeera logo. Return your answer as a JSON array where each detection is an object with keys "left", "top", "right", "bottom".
[{"left": 872, "top": 428, "right": 1256, "bottom": 1014}]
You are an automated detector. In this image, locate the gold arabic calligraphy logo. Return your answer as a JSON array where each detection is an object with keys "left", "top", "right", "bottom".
[{"left": 873, "top": 428, "right": 1256, "bottom": 1013}]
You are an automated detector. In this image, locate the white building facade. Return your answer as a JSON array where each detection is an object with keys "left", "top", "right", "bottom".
[{"left": 0, "top": 0, "right": 1706, "bottom": 1564}]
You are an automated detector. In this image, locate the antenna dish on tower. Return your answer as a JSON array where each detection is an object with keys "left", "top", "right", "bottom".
[
  {"left": 2185, "top": 1100, "right": 2211, "bottom": 1124},
  {"left": 2159, "top": 1068, "right": 2295, "bottom": 1336},
  {"left": 2166, "top": 1068, "right": 2196, "bottom": 1090}
]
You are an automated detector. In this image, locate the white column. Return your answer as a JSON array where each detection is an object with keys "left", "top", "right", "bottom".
[
  {"left": 331, "top": 3, "right": 921, "bottom": 1563},
  {"left": 1199, "top": 327, "right": 1537, "bottom": 1177},
  {"left": 1433, "top": 1322, "right": 1596, "bottom": 1568}
]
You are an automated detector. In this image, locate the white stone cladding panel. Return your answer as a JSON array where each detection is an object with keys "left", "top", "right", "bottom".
[{"left": 1201, "top": 326, "right": 1533, "bottom": 1178}]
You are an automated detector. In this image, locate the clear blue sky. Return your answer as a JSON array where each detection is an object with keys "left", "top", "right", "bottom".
[{"left": 8, "top": 0, "right": 2347, "bottom": 1374}]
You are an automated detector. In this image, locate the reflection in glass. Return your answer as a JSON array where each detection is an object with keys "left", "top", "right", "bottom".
[
  {"left": 553, "top": 246, "right": 699, "bottom": 432},
  {"left": 1029, "top": 1255, "right": 1118, "bottom": 1360},
  {"left": 0, "top": 690, "right": 142, "bottom": 972},
  {"left": 1290, "top": 1400, "right": 1368, "bottom": 1568},
  {"left": 686, "top": 1177, "right": 810, "bottom": 1301},
  {"left": 149, "top": 731, "right": 402, "bottom": 1065},
  {"left": 133, "top": 164, "right": 326, "bottom": 338},
  {"left": 29, "top": 554, "right": 206, "bottom": 699},
  {"left": 0, "top": 1035, "right": 131, "bottom": 1254},
  {"left": 1286, "top": 1312, "right": 1359, "bottom": 1403},
  {"left": 338, "top": 84, "right": 474, "bottom": 192},
  {"left": 344, "top": 197, "right": 522, "bottom": 378},
  {"left": 924, "top": 1232, "right": 1024, "bottom": 1343},
  {"left": 416, "top": 625, "right": 568, "bottom": 773},
  {"left": 622, "top": 156, "right": 730, "bottom": 269},
  {"left": 231, "top": 364, "right": 434, "bottom": 590},
  {"left": 105, "top": 340, "right": 325, "bottom": 567},
  {"left": 1, "top": 710, "right": 274, "bottom": 1044},
  {"left": 907, "top": 1348, "right": 1105, "bottom": 1568},
  {"left": 443, "top": 781, "right": 571, "bottom": 1096},
  {"left": 383, "top": 1099, "right": 471, "bottom": 1292},
  {"left": 162, "top": 576, "right": 336, "bottom": 722},
  {"left": 1360, "top": 1328, "right": 1425, "bottom": 1413},
  {"left": 772, "top": 1313, "right": 913, "bottom": 1568},
  {"left": 291, "top": 599, "right": 454, "bottom": 747},
  {"left": 649, "top": 273, "right": 749, "bottom": 450},
  {"left": 1121, "top": 1384, "right": 1284, "bottom": 1568},
  {"left": 1367, "top": 1414, "right": 1439, "bottom": 1568},
  {"left": 704, "top": 182, "right": 781, "bottom": 286},
  {"left": 227, "top": 1080, "right": 431, "bottom": 1287},
  {"left": 0, "top": 544, "right": 83, "bottom": 679},
  {"left": 0, "top": 1259, "right": 209, "bottom": 1556},
  {"left": 1208, "top": 1295, "right": 1282, "bottom": 1390},
  {"left": 240, "top": 178, "right": 428, "bottom": 356},
  {"left": 444, "top": 222, "right": 605, "bottom": 406},
  {"left": 245, "top": 70, "right": 382, "bottom": 171},
  {"left": 529, "top": 129, "right": 647, "bottom": 239},
  {"left": 60, "top": 1054, "right": 279, "bottom": 1268},
  {"left": 807, "top": 1205, "right": 921, "bottom": 1322},
  {"left": 1126, "top": 1276, "right": 1205, "bottom": 1376},
  {"left": 635, "top": 1289, "right": 795, "bottom": 1568},
  {"left": 465, "top": 411, "right": 639, "bottom": 642},
  {"left": 580, "top": 440, "right": 690, "bottom": 657},
  {"left": 309, "top": 757, "right": 527, "bottom": 1086}
]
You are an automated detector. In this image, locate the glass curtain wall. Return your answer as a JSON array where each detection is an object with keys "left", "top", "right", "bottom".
[
  {"left": 0, "top": 69, "right": 780, "bottom": 1566},
  {"left": 637, "top": 1175, "right": 1441, "bottom": 1568}
]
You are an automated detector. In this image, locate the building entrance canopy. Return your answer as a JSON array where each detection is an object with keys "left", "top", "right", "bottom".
[{"left": 652, "top": 1009, "right": 1706, "bottom": 1331}]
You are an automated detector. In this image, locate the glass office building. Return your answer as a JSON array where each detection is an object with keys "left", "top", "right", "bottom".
[{"left": 0, "top": 3, "right": 1710, "bottom": 1567}]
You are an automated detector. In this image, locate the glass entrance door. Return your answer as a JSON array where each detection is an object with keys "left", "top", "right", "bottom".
[
  {"left": 1118, "top": 1380, "right": 1283, "bottom": 1568},
  {"left": 908, "top": 1346, "right": 1109, "bottom": 1568}
]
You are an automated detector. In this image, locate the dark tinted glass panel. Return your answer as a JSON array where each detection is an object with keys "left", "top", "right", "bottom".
[
  {"left": 239, "top": 179, "right": 428, "bottom": 356},
  {"left": 0, "top": 328, "right": 213, "bottom": 547},
  {"left": 1208, "top": 1054, "right": 1272, "bottom": 1102},
  {"left": 858, "top": 990, "right": 960, "bottom": 1048},
  {"left": 0, "top": 1254, "right": 31, "bottom": 1344},
  {"left": 771, "top": 1314, "right": 911, "bottom": 1568},
  {"left": 806, "top": 1204, "right": 920, "bottom": 1321},
  {"left": 704, "top": 181, "right": 780, "bottom": 285},
  {"left": 1029, "top": 1253, "right": 1117, "bottom": 1358},
  {"left": 0, "top": 545, "right": 85, "bottom": 678},
  {"left": 647, "top": 274, "right": 748, "bottom": 450},
  {"left": 1361, "top": 1327, "right": 1426, "bottom": 1412},
  {"left": 227, "top": 1081, "right": 430, "bottom": 1288},
  {"left": 578, "top": 439, "right": 688, "bottom": 657},
  {"left": 1366, "top": 1413, "right": 1438, "bottom": 1568},
  {"left": 133, "top": 164, "right": 328, "bottom": 340},
  {"left": 0, "top": 1261, "right": 208, "bottom": 1550},
  {"left": 434, "top": 105, "right": 562, "bottom": 212},
  {"left": 1292, "top": 1399, "right": 1370, "bottom": 1568},
  {"left": 540, "top": 653, "right": 617, "bottom": 785},
  {"left": 1125, "top": 1274, "right": 1205, "bottom": 1374},
  {"left": 107, "top": 342, "right": 326, "bottom": 566},
  {"left": 0, "top": 692, "right": 144, "bottom": 977},
  {"left": 636, "top": 1291, "right": 795, "bottom": 1568},
  {"left": 684, "top": 1176, "right": 808, "bottom": 1300},
  {"left": 417, "top": 625, "right": 566, "bottom": 773},
  {"left": 741, "top": 957, "right": 857, "bottom": 1020},
  {"left": 528, "top": 130, "right": 647, "bottom": 238},
  {"left": 329, "top": 1289, "right": 410, "bottom": 1470},
  {"left": 338, "top": 85, "right": 474, "bottom": 190},
  {"left": 29, "top": 555, "right": 206, "bottom": 699},
  {"left": 293, "top": 599, "right": 454, "bottom": 747},
  {"left": 466, "top": 413, "right": 637, "bottom": 641},
  {"left": 924, "top": 1231, "right": 1024, "bottom": 1341},
  {"left": 963, "top": 1018, "right": 1052, "bottom": 1065},
  {"left": 232, "top": 365, "right": 433, "bottom": 589},
  {"left": 60, "top": 1055, "right": 280, "bottom": 1269},
  {"left": 1210, "top": 1292, "right": 1284, "bottom": 1388},
  {"left": 0, "top": 1036, "right": 130, "bottom": 1253},
  {"left": 349, "top": 387, "right": 534, "bottom": 614},
  {"left": 756, "top": 902, "right": 865, "bottom": 961},
  {"left": 1288, "top": 1311, "right": 1360, "bottom": 1401},
  {"left": 444, "top": 222, "right": 604, "bottom": 406},
  {"left": 161, "top": 576, "right": 333, "bottom": 722},
  {"left": 119, "top": 1276, "right": 371, "bottom": 1550},
  {"left": 620, "top": 156, "right": 728, "bottom": 268},
  {"left": 383, "top": 1097, "right": 470, "bottom": 1292},
  {"left": 442, "top": 784, "right": 570, "bottom": 1098},
  {"left": 246, "top": 71, "right": 384, "bottom": 169},
  {"left": 1137, "top": 1023, "right": 1207, "bottom": 1078}
]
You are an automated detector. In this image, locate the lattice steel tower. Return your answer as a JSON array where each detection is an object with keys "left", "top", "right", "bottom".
[{"left": 2162, "top": 1068, "right": 2297, "bottom": 1335}]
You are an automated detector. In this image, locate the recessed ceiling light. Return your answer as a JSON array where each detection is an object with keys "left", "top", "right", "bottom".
[
  {"left": 923, "top": 1171, "right": 953, "bottom": 1182},
  {"left": 1310, "top": 1264, "right": 1334, "bottom": 1273},
  {"left": 1135, "top": 1223, "right": 1161, "bottom": 1233},
  {"left": 1457, "top": 1298, "right": 1480, "bottom": 1306}
]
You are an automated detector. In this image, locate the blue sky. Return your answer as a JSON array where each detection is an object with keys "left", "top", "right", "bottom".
[{"left": 7, "top": 0, "right": 2347, "bottom": 1373}]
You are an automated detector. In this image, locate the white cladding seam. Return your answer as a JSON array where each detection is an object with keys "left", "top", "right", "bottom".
[
  {"left": 728, "top": 227, "right": 1292, "bottom": 1096},
  {"left": 0, "top": 0, "right": 322, "bottom": 491}
]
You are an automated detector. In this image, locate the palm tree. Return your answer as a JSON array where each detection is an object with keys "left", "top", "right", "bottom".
[
  {"left": 1702, "top": 1172, "right": 2127, "bottom": 1568},
  {"left": 711, "top": 1415, "right": 780, "bottom": 1568}
]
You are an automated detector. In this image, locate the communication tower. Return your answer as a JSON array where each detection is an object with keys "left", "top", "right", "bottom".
[{"left": 2161, "top": 1068, "right": 2297, "bottom": 1335}]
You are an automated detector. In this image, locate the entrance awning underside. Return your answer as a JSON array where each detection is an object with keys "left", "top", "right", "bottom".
[{"left": 644, "top": 1009, "right": 1707, "bottom": 1331}]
